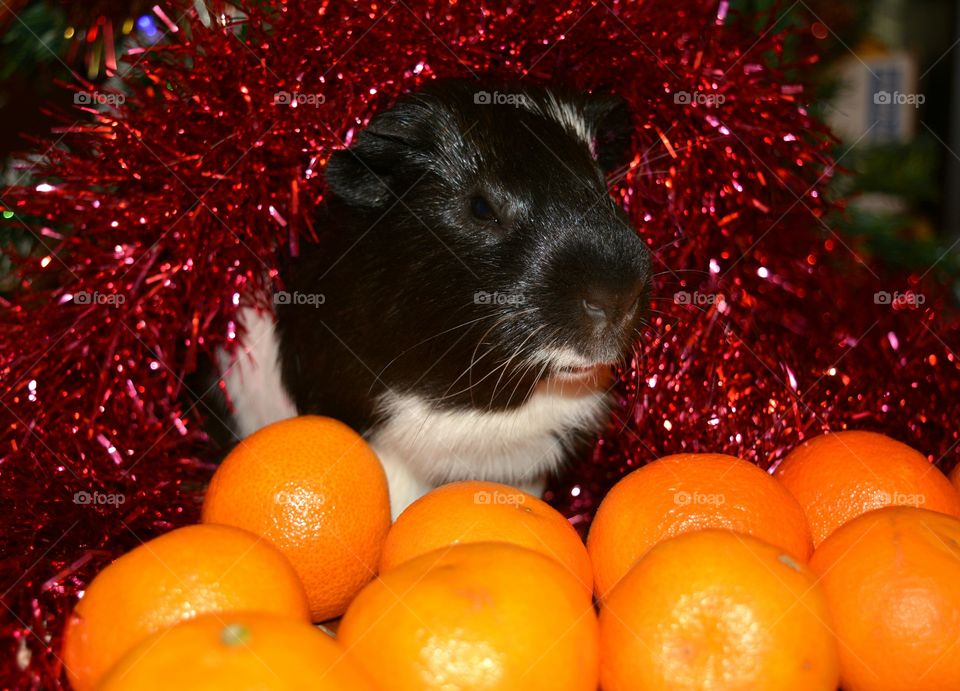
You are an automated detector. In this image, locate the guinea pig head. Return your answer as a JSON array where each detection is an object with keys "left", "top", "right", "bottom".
[{"left": 322, "top": 81, "right": 650, "bottom": 410}]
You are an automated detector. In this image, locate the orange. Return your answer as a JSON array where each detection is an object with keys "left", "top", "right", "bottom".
[
  {"left": 809, "top": 506, "right": 960, "bottom": 691},
  {"left": 61, "top": 524, "right": 309, "bottom": 691},
  {"left": 379, "top": 480, "right": 592, "bottom": 592},
  {"left": 202, "top": 416, "right": 391, "bottom": 622},
  {"left": 774, "top": 430, "right": 960, "bottom": 546},
  {"left": 949, "top": 462, "right": 960, "bottom": 494},
  {"left": 98, "top": 612, "right": 376, "bottom": 690},
  {"left": 587, "top": 453, "right": 812, "bottom": 598},
  {"left": 339, "top": 542, "right": 599, "bottom": 691},
  {"left": 600, "top": 529, "right": 839, "bottom": 691}
]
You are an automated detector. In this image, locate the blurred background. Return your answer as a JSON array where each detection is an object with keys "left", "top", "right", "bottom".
[{"left": 1, "top": 0, "right": 958, "bottom": 287}]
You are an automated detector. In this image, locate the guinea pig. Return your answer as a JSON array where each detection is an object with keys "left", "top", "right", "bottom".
[{"left": 219, "top": 79, "right": 650, "bottom": 517}]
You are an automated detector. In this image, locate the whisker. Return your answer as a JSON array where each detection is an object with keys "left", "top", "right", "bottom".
[
  {"left": 651, "top": 269, "right": 711, "bottom": 277},
  {"left": 367, "top": 304, "right": 510, "bottom": 397},
  {"left": 487, "top": 324, "right": 547, "bottom": 410},
  {"left": 503, "top": 333, "right": 558, "bottom": 408},
  {"left": 376, "top": 307, "right": 506, "bottom": 375},
  {"left": 425, "top": 307, "right": 539, "bottom": 404},
  {"left": 511, "top": 340, "right": 557, "bottom": 409}
]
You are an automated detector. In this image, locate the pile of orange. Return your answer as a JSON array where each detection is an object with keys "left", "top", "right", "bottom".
[{"left": 62, "top": 420, "right": 960, "bottom": 691}]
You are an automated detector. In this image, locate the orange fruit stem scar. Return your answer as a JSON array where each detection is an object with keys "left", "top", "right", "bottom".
[
  {"left": 97, "top": 612, "right": 376, "bottom": 690},
  {"left": 61, "top": 524, "right": 309, "bottom": 691}
]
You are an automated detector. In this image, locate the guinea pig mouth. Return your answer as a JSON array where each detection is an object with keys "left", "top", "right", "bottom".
[
  {"left": 534, "top": 347, "right": 619, "bottom": 386},
  {"left": 556, "top": 363, "right": 602, "bottom": 375},
  {"left": 550, "top": 363, "right": 613, "bottom": 383}
]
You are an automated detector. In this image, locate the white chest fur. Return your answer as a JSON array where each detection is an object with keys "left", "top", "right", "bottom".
[
  {"left": 369, "top": 385, "right": 610, "bottom": 516},
  {"left": 221, "top": 307, "right": 611, "bottom": 518}
]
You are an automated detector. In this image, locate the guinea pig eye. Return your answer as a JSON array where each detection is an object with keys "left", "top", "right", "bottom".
[{"left": 470, "top": 195, "right": 499, "bottom": 223}]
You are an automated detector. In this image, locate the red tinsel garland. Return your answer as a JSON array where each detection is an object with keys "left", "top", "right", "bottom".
[{"left": 1, "top": 0, "right": 957, "bottom": 687}]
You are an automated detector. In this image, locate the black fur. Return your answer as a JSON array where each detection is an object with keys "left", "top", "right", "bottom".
[{"left": 275, "top": 80, "right": 649, "bottom": 434}]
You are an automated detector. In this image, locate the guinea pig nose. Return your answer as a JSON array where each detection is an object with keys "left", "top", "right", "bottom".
[
  {"left": 582, "top": 298, "right": 608, "bottom": 321},
  {"left": 581, "top": 287, "right": 625, "bottom": 323},
  {"left": 582, "top": 281, "right": 645, "bottom": 325}
]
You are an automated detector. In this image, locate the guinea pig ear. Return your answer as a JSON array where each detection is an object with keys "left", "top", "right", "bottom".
[
  {"left": 582, "top": 94, "right": 633, "bottom": 175},
  {"left": 324, "top": 146, "right": 392, "bottom": 208},
  {"left": 324, "top": 99, "right": 436, "bottom": 208}
]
